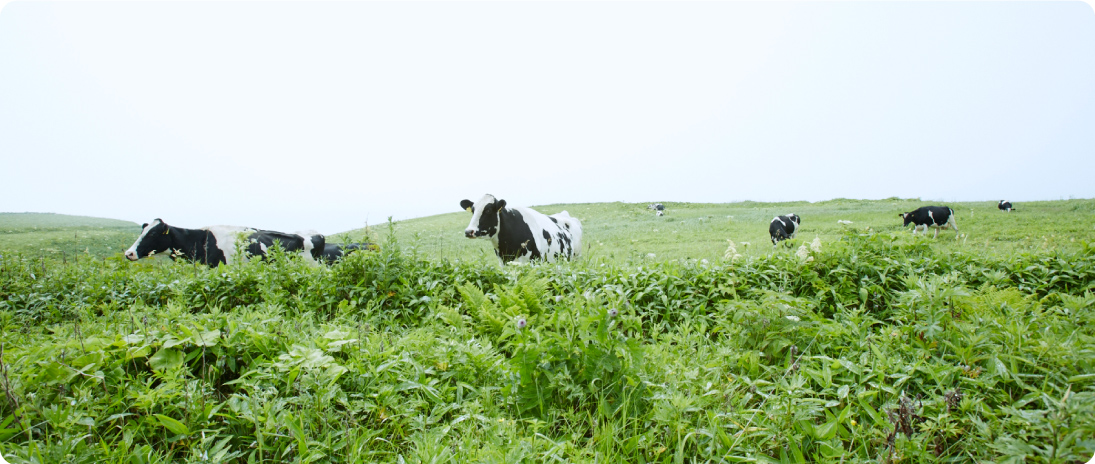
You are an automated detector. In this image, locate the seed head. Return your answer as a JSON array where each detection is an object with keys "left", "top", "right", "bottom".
[{"left": 516, "top": 317, "right": 527, "bottom": 330}]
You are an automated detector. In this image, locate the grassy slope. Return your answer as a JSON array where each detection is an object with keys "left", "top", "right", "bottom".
[
  {"left": 354, "top": 198, "right": 1095, "bottom": 264},
  {"left": 5, "top": 199, "right": 1094, "bottom": 264},
  {"left": 0, "top": 213, "right": 140, "bottom": 259}
]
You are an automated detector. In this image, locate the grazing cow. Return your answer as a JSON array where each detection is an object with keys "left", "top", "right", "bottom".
[
  {"left": 769, "top": 214, "right": 801, "bottom": 245},
  {"left": 998, "top": 200, "right": 1015, "bottom": 212},
  {"left": 321, "top": 243, "right": 379, "bottom": 263},
  {"left": 460, "top": 194, "right": 582, "bottom": 263},
  {"left": 124, "top": 219, "right": 325, "bottom": 267},
  {"left": 899, "top": 206, "right": 958, "bottom": 238},
  {"left": 648, "top": 203, "right": 666, "bottom": 216}
]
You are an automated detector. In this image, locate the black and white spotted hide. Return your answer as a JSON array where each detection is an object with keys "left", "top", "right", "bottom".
[
  {"left": 899, "top": 206, "right": 958, "bottom": 238},
  {"left": 998, "top": 200, "right": 1015, "bottom": 212},
  {"left": 124, "top": 219, "right": 325, "bottom": 267},
  {"left": 769, "top": 214, "right": 801, "bottom": 245},
  {"left": 460, "top": 194, "right": 583, "bottom": 263}
]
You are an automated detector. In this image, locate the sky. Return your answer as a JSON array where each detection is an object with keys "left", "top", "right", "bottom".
[{"left": 1, "top": 1, "right": 1093, "bottom": 234}]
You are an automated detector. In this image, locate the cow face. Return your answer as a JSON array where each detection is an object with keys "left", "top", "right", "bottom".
[
  {"left": 787, "top": 214, "right": 801, "bottom": 225},
  {"left": 461, "top": 194, "right": 507, "bottom": 239},
  {"left": 900, "top": 212, "right": 913, "bottom": 227},
  {"left": 124, "top": 219, "right": 172, "bottom": 260}
]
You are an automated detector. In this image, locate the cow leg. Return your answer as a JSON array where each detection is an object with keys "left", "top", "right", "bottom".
[{"left": 933, "top": 227, "right": 939, "bottom": 239}]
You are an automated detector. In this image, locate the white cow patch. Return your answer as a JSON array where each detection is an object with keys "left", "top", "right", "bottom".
[
  {"left": 294, "top": 230, "right": 322, "bottom": 265},
  {"left": 204, "top": 225, "right": 253, "bottom": 264}
]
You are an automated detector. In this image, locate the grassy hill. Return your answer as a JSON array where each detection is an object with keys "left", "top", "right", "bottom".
[
  {"left": 6, "top": 199, "right": 1095, "bottom": 264},
  {"left": 0, "top": 213, "right": 140, "bottom": 259},
  {"left": 353, "top": 198, "right": 1095, "bottom": 264}
]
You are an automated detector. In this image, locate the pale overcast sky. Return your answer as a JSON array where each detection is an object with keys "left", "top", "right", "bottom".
[{"left": 1, "top": 1, "right": 1093, "bottom": 234}]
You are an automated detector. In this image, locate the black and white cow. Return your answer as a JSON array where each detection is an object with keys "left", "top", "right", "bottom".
[
  {"left": 124, "top": 219, "right": 325, "bottom": 267},
  {"left": 460, "top": 194, "right": 582, "bottom": 263},
  {"left": 998, "top": 200, "right": 1015, "bottom": 212},
  {"left": 769, "top": 214, "right": 801, "bottom": 245},
  {"left": 321, "top": 243, "right": 379, "bottom": 264},
  {"left": 899, "top": 206, "right": 958, "bottom": 238}
]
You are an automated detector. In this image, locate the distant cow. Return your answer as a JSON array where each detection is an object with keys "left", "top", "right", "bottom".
[
  {"left": 460, "top": 194, "right": 582, "bottom": 263},
  {"left": 648, "top": 203, "right": 666, "bottom": 216},
  {"left": 899, "top": 206, "right": 958, "bottom": 238},
  {"left": 124, "top": 219, "right": 324, "bottom": 267},
  {"left": 769, "top": 214, "right": 801, "bottom": 245},
  {"left": 998, "top": 200, "right": 1015, "bottom": 212},
  {"left": 321, "top": 243, "right": 379, "bottom": 263}
]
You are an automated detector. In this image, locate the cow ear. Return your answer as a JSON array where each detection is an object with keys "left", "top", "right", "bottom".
[
  {"left": 496, "top": 199, "right": 506, "bottom": 210},
  {"left": 141, "top": 223, "right": 148, "bottom": 229},
  {"left": 460, "top": 199, "right": 474, "bottom": 212}
]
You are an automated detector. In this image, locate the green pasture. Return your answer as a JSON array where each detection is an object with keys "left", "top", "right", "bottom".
[
  {"left": 1, "top": 200, "right": 1094, "bottom": 463},
  {"left": 363, "top": 198, "right": 1095, "bottom": 264},
  {"left": 0, "top": 213, "right": 140, "bottom": 260}
]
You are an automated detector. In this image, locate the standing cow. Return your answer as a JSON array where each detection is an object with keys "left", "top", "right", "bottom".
[
  {"left": 460, "top": 194, "right": 582, "bottom": 263},
  {"left": 124, "top": 219, "right": 325, "bottom": 267},
  {"left": 769, "top": 214, "right": 801, "bottom": 245},
  {"left": 899, "top": 206, "right": 958, "bottom": 238},
  {"left": 998, "top": 200, "right": 1015, "bottom": 212}
]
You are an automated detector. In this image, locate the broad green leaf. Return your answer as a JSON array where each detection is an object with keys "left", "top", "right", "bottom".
[
  {"left": 149, "top": 347, "right": 184, "bottom": 372},
  {"left": 153, "top": 414, "right": 189, "bottom": 436}
]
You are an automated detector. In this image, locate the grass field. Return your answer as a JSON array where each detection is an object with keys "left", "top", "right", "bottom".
[
  {"left": 1, "top": 200, "right": 1094, "bottom": 463},
  {"left": 365, "top": 198, "right": 1095, "bottom": 264},
  {"left": 0, "top": 213, "right": 140, "bottom": 260}
]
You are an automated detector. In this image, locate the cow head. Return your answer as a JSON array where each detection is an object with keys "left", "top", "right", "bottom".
[
  {"left": 899, "top": 212, "right": 913, "bottom": 227},
  {"left": 787, "top": 214, "right": 801, "bottom": 225},
  {"left": 124, "top": 219, "right": 173, "bottom": 261},
  {"left": 460, "top": 194, "right": 506, "bottom": 239}
]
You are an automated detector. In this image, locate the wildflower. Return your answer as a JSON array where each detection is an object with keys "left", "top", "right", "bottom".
[
  {"left": 785, "top": 315, "right": 800, "bottom": 322},
  {"left": 724, "top": 240, "right": 742, "bottom": 261},
  {"left": 646, "top": 253, "right": 656, "bottom": 259},
  {"left": 608, "top": 308, "right": 618, "bottom": 318},
  {"left": 837, "top": 220, "right": 853, "bottom": 225},
  {"left": 516, "top": 317, "right": 527, "bottom": 330},
  {"left": 796, "top": 244, "right": 809, "bottom": 260},
  {"left": 850, "top": 419, "right": 857, "bottom": 427},
  {"left": 810, "top": 237, "right": 822, "bottom": 253}
]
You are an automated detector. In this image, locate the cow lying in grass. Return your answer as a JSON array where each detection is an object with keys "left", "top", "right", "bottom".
[
  {"left": 124, "top": 219, "right": 324, "bottom": 266},
  {"left": 321, "top": 243, "right": 379, "bottom": 263},
  {"left": 460, "top": 194, "right": 582, "bottom": 263}
]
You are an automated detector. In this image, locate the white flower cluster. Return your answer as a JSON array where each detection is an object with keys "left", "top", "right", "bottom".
[
  {"left": 793, "top": 236, "right": 822, "bottom": 262},
  {"left": 724, "top": 239, "right": 742, "bottom": 261}
]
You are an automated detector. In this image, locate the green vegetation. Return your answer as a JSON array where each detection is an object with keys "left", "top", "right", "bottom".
[
  {"left": 376, "top": 198, "right": 1095, "bottom": 264},
  {"left": 1, "top": 200, "right": 1094, "bottom": 463},
  {"left": 0, "top": 213, "right": 140, "bottom": 261}
]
